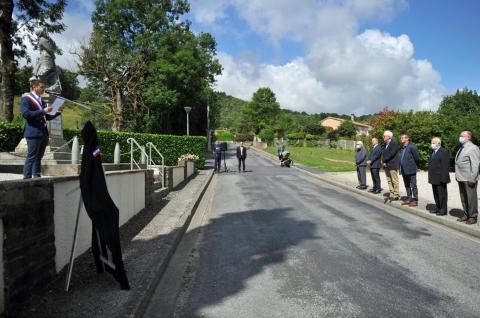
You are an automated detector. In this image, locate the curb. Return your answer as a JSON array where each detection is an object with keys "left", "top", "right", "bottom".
[
  {"left": 252, "top": 147, "right": 480, "bottom": 240},
  {"left": 127, "top": 169, "right": 215, "bottom": 318}
]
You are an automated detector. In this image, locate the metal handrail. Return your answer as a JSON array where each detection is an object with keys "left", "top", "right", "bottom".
[
  {"left": 126, "top": 138, "right": 149, "bottom": 170},
  {"left": 146, "top": 142, "right": 165, "bottom": 188},
  {"left": 51, "top": 137, "right": 76, "bottom": 153}
]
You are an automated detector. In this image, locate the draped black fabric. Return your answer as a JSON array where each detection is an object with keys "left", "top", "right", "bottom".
[{"left": 79, "top": 121, "right": 130, "bottom": 290}]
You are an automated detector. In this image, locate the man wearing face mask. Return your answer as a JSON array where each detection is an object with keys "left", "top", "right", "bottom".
[
  {"left": 355, "top": 141, "right": 368, "bottom": 189},
  {"left": 399, "top": 134, "right": 420, "bottom": 207},
  {"left": 381, "top": 130, "right": 400, "bottom": 201},
  {"left": 428, "top": 137, "right": 450, "bottom": 216},
  {"left": 455, "top": 131, "right": 480, "bottom": 224},
  {"left": 367, "top": 137, "right": 382, "bottom": 193}
]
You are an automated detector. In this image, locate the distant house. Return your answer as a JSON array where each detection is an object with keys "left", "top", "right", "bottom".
[{"left": 321, "top": 114, "right": 372, "bottom": 136}]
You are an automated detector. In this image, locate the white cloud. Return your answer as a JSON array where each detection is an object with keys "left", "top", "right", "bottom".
[{"left": 193, "top": 0, "right": 444, "bottom": 114}]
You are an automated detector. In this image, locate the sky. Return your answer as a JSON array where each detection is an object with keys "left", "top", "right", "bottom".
[{"left": 23, "top": 0, "right": 480, "bottom": 115}]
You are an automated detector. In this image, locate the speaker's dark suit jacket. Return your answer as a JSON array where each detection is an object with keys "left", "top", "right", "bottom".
[
  {"left": 236, "top": 146, "right": 247, "bottom": 159},
  {"left": 381, "top": 140, "right": 400, "bottom": 170},
  {"left": 428, "top": 147, "right": 450, "bottom": 185}
]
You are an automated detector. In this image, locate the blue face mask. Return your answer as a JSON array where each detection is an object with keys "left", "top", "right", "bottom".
[{"left": 459, "top": 136, "right": 465, "bottom": 144}]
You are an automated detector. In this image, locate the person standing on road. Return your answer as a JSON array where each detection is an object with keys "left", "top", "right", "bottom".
[
  {"left": 21, "top": 79, "right": 63, "bottom": 179},
  {"left": 367, "top": 137, "right": 382, "bottom": 194},
  {"left": 213, "top": 141, "right": 222, "bottom": 172},
  {"left": 355, "top": 141, "right": 367, "bottom": 189},
  {"left": 455, "top": 131, "right": 480, "bottom": 225},
  {"left": 399, "top": 134, "right": 420, "bottom": 207},
  {"left": 428, "top": 137, "right": 450, "bottom": 216},
  {"left": 381, "top": 130, "right": 400, "bottom": 201},
  {"left": 236, "top": 141, "right": 247, "bottom": 172}
]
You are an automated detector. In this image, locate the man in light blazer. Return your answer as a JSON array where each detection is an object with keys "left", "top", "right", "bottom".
[
  {"left": 428, "top": 137, "right": 450, "bottom": 216},
  {"left": 381, "top": 130, "right": 400, "bottom": 201},
  {"left": 455, "top": 131, "right": 480, "bottom": 224}
]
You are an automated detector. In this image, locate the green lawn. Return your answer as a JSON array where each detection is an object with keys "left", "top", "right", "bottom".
[
  {"left": 13, "top": 96, "right": 88, "bottom": 129},
  {"left": 266, "top": 146, "right": 356, "bottom": 172}
]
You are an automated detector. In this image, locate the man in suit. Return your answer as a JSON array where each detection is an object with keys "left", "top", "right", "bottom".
[
  {"left": 381, "top": 130, "right": 400, "bottom": 201},
  {"left": 236, "top": 141, "right": 247, "bottom": 172},
  {"left": 213, "top": 141, "right": 222, "bottom": 172},
  {"left": 428, "top": 137, "right": 450, "bottom": 216},
  {"left": 20, "top": 79, "right": 63, "bottom": 179},
  {"left": 399, "top": 134, "right": 420, "bottom": 207},
  {"left": 355, "top": 141, "right": 367, "bottom": 189},
  {"left": 455, "top": 131, "right": 480, "bottom": 224},
  {"left": 367, "top": 137, "right": 382, "bottom": 193}
]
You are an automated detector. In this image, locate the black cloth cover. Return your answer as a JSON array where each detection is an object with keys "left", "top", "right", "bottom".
[{"left": 79, "top": 121, "right": 130, "bottom": 290}]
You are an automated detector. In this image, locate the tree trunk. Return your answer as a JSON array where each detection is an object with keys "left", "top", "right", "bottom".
[
  {"left": 0, "top": 0, "right": 15, "bottom": 121},
  {"left": 112, "top": 87, "right": 123, "bottom": 131}
]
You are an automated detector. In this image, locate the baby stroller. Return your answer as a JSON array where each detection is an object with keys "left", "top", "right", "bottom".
[{"left": 280, "top": 151, "right": 293, "bottom": 167}]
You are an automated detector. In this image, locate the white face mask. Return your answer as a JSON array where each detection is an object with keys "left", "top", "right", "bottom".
[{"left": 431, "top": 143, "right": 438, "bottom": 150}]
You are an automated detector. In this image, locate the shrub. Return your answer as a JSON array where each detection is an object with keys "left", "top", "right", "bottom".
[
  {"left": 215, "top": 130, "right": 234, "bottom": 141},
  {"left": 234, "top": 132, "right": 254, "bottom": 142},
  {"left": 258, "top": 128, "right": 275, "bottom": 143},
  {"left": 64, "top": 128, "right": 207, "bottom": 168},
  {"left": 0, "top": 121, "right": 23, "bottom": 152}
]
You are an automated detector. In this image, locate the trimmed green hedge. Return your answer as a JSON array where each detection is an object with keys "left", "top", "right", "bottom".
[
  {"left": 0, "top": 121, "right": 23, "bottom": 152},
  {"left": 64, "top": 129, "right": 207, "bottom": 168},
  {"left": 0, "top": 121, "right": 206, "bottom": 168}
]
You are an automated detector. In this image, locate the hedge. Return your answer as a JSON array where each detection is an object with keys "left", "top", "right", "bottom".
[
  {"left": 63, "top": 129, "right": 207, "bottom": 168},
  {"left": 0, "top": 121, "right": 206, "bottom": 168},
  {"left": 0, "top": 121, "right": 23, "bottom": 152}
]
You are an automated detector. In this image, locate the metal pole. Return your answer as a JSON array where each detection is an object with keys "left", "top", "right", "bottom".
[
  {"left": 187, "top": 112, "right": 190, "bottom": 136},
  {"left": 65, "top": 194, "right": 83, "bottom": 292}
]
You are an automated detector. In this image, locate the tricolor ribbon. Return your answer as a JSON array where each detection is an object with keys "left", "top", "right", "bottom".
[
  {"left": 93, "top": 146, "right": 101, "bottom": 158},
  {"left": 27, "top": 93, "right": 47, "bottom": 126}
]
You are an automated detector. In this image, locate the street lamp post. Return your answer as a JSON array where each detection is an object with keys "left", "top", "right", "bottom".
[{"left": 184, "top": 106, "right": 192, "bottom": 136}]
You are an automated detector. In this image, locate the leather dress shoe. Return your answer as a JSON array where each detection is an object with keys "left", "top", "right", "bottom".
[
  {"left": 466, "top": 218, "right": 477, "bottom": 225},
  {"left": 457, "top": 216, "right": 468, "bottom": 222},
  {"left": 368, "top": 189, "right": 376, "bottom": 193},
  {"left": 374, "top": 190, "right": 382, "bottom": 194},
  {"left": 389, "top": 196, "right": 400, "bottom": 201},
  {"left": 408, "top": 201, "right": 418, "bottom": 207},
  {"left": 401, "top": 201, "right": 411, "bottom": 205},
  {"left": 359, "top": 185, "right": 367, "bottom": 190},
  {"left": 429, "top": 209, "right": 439, "bottom": 214}
]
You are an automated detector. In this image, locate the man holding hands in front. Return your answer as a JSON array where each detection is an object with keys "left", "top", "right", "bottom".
[
  {"left": 455, "top": 131, "right": 480, "bottom": 225},
  {"left": 367, "top": 137, "right": 382, "bottom": 194},
  {"left": 428, "top": 137, "right": 450, "bottom": 216},
  {"left": 381, "top": 130, "right": 400, "bottom": 202},
  {"left": 399, "top": 134, "right": 420, "bottom": 207}
]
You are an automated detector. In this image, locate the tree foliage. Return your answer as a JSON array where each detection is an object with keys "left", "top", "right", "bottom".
[
  {"left": 0, "top": 0, "right": 66, "bottom": 121},
  {"left": 337, "top": 120, "right": 357, "bottom": 138},
  {"left": 241, "top": 87, "right": 280, "bottom": 134}
]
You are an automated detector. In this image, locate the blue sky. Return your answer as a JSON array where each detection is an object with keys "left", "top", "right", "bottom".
[{"left": 37, "top": 0, "right": 479, "bottom": 115}]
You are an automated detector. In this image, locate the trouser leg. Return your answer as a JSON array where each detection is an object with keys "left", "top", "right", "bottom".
[
  {"left": 371, "top": 168, "right": 380, "bottom": 190},
  {"left": 359, "top": 166, "right": 366, "bottom": 186},
  {"left": 432, "top": 185, "right": 440, "bottom": 210},
  {"left": 33, "top": 135, "right": 48, "bottom": 177},
  {"left": 391, "top": 170, "right": 399, "bottom": 197},
  {"left": 410, "top": 174, "right": 418, "bottom": 201},
  {"left": 458, "top": 182, "right": 469, "bottom": 217},
  {"left": 357, "top": 167, "right": 361, "bottom": 185},
  {"left": 241, "top": 158, "right": 245, "bottom": 171},
  {"left": 402, "top": 173, "right": 412, "bottom": 199},
  {"left": 465, "top": 182, "right": 478, "bottom": 219},
  {"left": 438, "top": 183, "right": 448, "bottom": 213},
  {"left": 24, "top": 137, "right": 43, "bottom": 179},
  {"left": 385, "top": 169, "right": 394, "bottom": 196}
]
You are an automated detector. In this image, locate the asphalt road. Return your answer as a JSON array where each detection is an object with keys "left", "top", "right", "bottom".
[{"left": 144, "top": 145, "right": 480, "bottom": 318}]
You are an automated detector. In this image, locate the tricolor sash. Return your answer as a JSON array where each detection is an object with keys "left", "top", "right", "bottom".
[{"left": 27, "top": 93, "right": 47, "bottom": 126}]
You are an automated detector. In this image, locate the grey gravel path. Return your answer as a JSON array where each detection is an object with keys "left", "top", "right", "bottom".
[{"left": 166, "top": 145, "right": 480, "bottom": 318}]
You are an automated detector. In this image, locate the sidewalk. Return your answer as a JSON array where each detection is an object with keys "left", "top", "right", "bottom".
[
  {"left": 252, "top": 147, "right": 480, "bottom": 239},
  {"left": 14, "top": 169, "right": 214, "bottom": 318}
]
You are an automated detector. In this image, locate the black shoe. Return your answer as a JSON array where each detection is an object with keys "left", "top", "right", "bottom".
[
  {"left": 436, "top": 212, "right": 447, "bottom": 216},
  {"left": 429, "top": 209, "right": 439, "bottom": 214},
  {"left": 457, "top": 216, "right": 468, "bottom": 222},
  {"left": 368, "top": 189, "right": 376, "bottom": 193},
  {"left": 356, "top": 185, "right": 362, "bottom": 189},
  {"left": 374, "top": 190, "right": 382, "bottom": 194}
]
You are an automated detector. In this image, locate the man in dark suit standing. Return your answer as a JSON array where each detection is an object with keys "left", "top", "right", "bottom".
[
  {"left": 20, "top": 79, "right": 62, "bottom": 179},
  {"left": 399, "top": 134, "right": 420, "bottom": 207},
  {"left": 381, "top": 130, "right": 400, "bottom": 201},
  {"left": 236, "top": 141, "right": 247, "bottom": 172},
  {"left": 428, "top": 137, "right": 450, "bottom": 215},
  {"left": 367, "top": 137, "right": 382, "bottom": 193}
]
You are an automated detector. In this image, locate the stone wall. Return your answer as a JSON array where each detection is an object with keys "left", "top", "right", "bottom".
[{"left": 0, "top": 179, "right": 57, "bottom": 313}]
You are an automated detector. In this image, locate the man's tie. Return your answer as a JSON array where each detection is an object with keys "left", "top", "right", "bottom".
[{"left": 456, "top": 146, "right": 463, "bottom": 160}]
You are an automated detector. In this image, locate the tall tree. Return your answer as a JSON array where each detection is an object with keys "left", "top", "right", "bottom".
[
  {"left": 241, "top": 87, "right": 280, "bottom": 134},
  {"left": 0, "top": 0, "right": 66, "bottom": 121},
  {"left": 78, "top": 0, "right": 191, "bottom": 131}
]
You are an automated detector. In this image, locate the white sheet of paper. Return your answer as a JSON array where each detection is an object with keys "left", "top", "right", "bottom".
[{"left": 48, "top": 97, "right": 65, "bottom": 114}]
